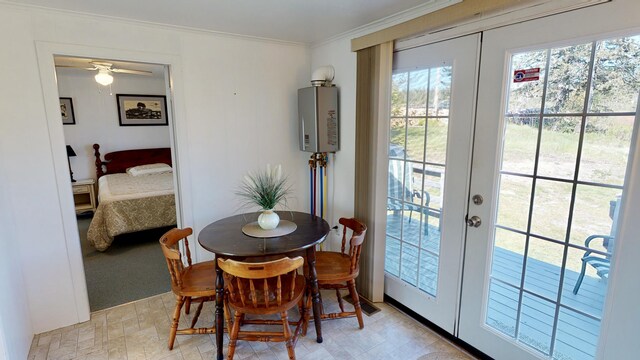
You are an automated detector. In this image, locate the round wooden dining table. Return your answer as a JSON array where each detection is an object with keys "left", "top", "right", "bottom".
[{"left": 198, "top": 211, "right": 330, "bottom": 360}]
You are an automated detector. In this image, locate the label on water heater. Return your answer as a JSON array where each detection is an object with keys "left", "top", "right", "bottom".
[{"left": 327, "top": 110, "right": 337, "bottom": 146}]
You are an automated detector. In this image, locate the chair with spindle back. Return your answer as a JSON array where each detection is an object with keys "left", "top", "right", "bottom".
[
  {"left": 307, "top": 217, "right": 367, "bottom": 329},
  {"left": 218, "top": 256, "right": 308, "bottom": 360},
  {"left": 159, "top": 227, "right": 229, "bottom": 350}
]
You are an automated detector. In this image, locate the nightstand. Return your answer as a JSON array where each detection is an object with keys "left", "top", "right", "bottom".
[{"left": 72, "top": 179, "right": 96, "bottom": 214}]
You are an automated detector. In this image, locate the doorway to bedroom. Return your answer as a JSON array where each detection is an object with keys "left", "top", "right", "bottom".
[{"left": 55, "top": 55, "right": 176, "bottom": 311}]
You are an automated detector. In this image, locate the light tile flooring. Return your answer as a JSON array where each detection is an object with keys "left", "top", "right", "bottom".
[{"left": 28, "top": 290, "right": 476, "bottom": 360}]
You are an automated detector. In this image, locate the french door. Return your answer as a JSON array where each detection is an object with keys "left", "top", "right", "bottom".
[
  {"left": 458, "top": 10, "right": 640, "bottom": 360},
  {"left": 382, "top": 4, "right": 640, "bottom": 360},
  {"left": 383, "top": 34, "right": 479, "bottom": 332}
]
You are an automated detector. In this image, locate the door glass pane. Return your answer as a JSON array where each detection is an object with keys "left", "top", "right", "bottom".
[
  {"left": 496, "top": 174, "right": 532, "bottom": 232},
  {"left": 554, "top": 307, "right": 600, "bottom": 360},
  {"left": 579, "top": 116, "right": 634, "bottom": 186},
  {"left": 486, "top": 34, "right": 638, "bottom": 360},
  {"left": 530, "top": 180, "right": 572, "bottom": 241},
  {"left": 544, "top": 43, "right": 592, "bottom": 114},
  {"left": 386, "top": 65, "right": 452, "bottom": 298},
  {"left": 391, "top": 73, "right": 408, "bottom": 117},
  {"left": 589, "top": 35, "right": 640, "bottom": 113},
  {"left": 406, "top": 119, "right": 426, "bottom": 162},
  {"left": 408, "top": 70, "right": 429, "bottom": 116},
  {"left": 429, "top": 67, "right": 452, "bottom": 116},
  {"left": 503, "top": 117, "right": 538, "bottom": 175},
  {"left": 491, "top": 228, "right": 526, "bottom": 287},
  {"left": 487, "top": 279, "right": 519, "bottom": 338},
  {"left": 518, "top": 293, "right": 555, "bottom": 355},
  {"left": 507, "top": 50, "right": 547, "bottom": 115},
  {"left": 426, "top": 118, "right": 448, "bottom": 164},
  {"left": 537, "top": 117, "right": 581, "bottom": 180}
]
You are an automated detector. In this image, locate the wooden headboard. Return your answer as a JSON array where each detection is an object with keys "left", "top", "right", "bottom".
[{"left": 93, "top": 144, "right": 172, "bottom": 178}]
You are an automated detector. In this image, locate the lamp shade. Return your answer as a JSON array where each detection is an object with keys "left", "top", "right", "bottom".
[
  {"left": 95, "top": 69, "right": 114, "bottom": 86},
  {"left": 66, "top": 145, "right": 77, "bottom": 157}
]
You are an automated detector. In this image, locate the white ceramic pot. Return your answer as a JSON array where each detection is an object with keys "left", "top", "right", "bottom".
[{"left": 258, "top": 209, "right": 280, "bottom": 230}]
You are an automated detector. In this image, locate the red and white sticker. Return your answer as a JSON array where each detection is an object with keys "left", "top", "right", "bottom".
[{"left": 513, "top": 68, "right": 540, "bottom": 82}]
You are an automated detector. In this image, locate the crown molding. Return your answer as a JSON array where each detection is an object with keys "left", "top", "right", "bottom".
[
  {"left": 311, "top": 0, "right": 460, "bottom": 49},
  {"left": 0, "top": 0, "right": 307, "bottom": 48}
]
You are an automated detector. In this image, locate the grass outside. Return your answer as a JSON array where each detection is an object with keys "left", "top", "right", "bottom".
[{"left": 390, "top": 118, "right": 632, "bottom": 277}]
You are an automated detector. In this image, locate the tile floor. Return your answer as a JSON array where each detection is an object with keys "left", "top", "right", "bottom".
[{"left": 28, "top": 290, "right": 476, "bottom": 360}]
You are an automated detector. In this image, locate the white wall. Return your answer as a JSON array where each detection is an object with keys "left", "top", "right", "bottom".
[
  {"left": 0, "top": 124, "right": 33, "bottom": 358},
  {"left": 0, "top": 3, "right": 310, "bottom": 337},
  {"left": 58, "top": 69, "right": 169, "bottom": 181},
  {"left": 310, "top": 37, "right": 357, "bottom": 250}
]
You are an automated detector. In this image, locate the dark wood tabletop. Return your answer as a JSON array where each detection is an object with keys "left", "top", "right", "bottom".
[
  {"left": 198, "top": 211, "right": 330, "bottom": 360},
  {"left": 198, "top": 211, "right": 330, "bottom": 257}
]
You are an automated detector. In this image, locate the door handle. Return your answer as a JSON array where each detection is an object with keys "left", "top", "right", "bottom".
[{"left": 466, "top": 215, "right": 481, "bottom": 228}]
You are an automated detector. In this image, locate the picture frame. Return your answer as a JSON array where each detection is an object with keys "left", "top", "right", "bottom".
[
  {"left": 116, "top": 94, "right": 168, "bottom": 126},
  {"left": 60, "top": 97, "right": 76, "bottom": 125}
]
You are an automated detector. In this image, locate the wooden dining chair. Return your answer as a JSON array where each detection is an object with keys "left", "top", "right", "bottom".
[
  {"left": 218, "top": 256, "right": 308, "bottom": 360},
  {"left": 308, "top": 217, "right": 367, "bottom": 329},
  {"left": 159, "top": 227, "right": 228, "bottom": 350}
]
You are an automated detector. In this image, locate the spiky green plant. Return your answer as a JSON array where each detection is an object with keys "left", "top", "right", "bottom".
[{"left": 236, "top": 164, "right": 291, "bottom": 210}]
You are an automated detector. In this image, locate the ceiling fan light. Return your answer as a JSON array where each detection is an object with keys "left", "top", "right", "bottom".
[{"left": 95, "top": 69, "right": 113, "bottom": 86}]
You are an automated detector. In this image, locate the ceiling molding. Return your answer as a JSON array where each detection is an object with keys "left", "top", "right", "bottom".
[
  {"left": 0, "top": 1, "right": 307, "bottom": 48},
  {"left": 311, "top": 0, "right": 460, "bottom": 49}
]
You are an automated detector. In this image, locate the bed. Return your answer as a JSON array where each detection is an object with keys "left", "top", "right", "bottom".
[{"left": 87, "top": 144, "right": 177, "bottom": 251}]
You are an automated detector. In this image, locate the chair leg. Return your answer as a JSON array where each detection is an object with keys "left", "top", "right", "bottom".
[
  {"left": 281, "top": 311, "right": 296, "bottom": 360},
  {"left": 184, "top": 297, "right": 191, "bottom": 315},
  {"left": 168, "top": 295, "right": 186, "bottom": 350},
  {"left": 224, "top": 295, "right": 233, "bottom": 331},
  {"left": 227, "top": 311, "right": 242, "bottom": 360},
  {"left": 303, "top": 288, "right": 314, "bottom": 336},
  {"left": 347, "top": 280, "right": 364, "bottom": 329},
  {"left": 335, "top": 288, "right": 345, "bottom": 313},
  {"left": 573, "top": 259, "right": 589, "bottom": 295},
  {"left": 190, "top": 298, "right": 206, "bottom": 329}
]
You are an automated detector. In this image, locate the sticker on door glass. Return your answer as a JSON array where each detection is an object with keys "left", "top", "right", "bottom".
[{"left": 513, "top": 68, "right": 540, "bottom": 82}]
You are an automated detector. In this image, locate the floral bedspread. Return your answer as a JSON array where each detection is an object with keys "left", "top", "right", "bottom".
[{"left": 87, "top": 173, "right": 176, "bottom": 251}]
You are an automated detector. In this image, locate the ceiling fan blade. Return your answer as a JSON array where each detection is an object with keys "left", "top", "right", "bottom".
[
  {"left": 55, "top": 64, "right": 97, "bottom": 71},
  {"left": 111, "top": 68, "right": 153, "bottom": 76}
]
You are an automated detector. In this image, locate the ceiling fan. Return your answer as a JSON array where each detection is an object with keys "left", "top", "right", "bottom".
[{"left": 55, "top": 61, "right": 152, "bottom": 85}]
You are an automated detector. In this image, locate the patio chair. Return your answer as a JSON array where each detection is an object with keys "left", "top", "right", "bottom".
[
  {"left": 388, "top": 145, "right": 430, "bottom": 227},
  {"left": 573, "top": 196, "right": 621, "bottom": 294}
]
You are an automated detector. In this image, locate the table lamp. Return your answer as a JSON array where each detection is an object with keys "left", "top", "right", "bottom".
[{"left": 66, "top": 145, "right": 77, "bottom": 182}]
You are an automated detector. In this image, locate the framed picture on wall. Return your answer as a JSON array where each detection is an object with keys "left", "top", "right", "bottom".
[
  {"left": 60, "top": 97, "right": 76, "bottom": 125},
  {"left": 116, "top": 94, "right": 168, "bottom": 126}
]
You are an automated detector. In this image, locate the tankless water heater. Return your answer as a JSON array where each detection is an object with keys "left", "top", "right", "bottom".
[{"left": 298, "top": 86, "right": 339, "bottom": 153}]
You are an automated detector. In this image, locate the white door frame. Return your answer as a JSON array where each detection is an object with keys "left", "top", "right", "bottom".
[{"left": 35, "top": 41, "right": 194, "bottom": 323}]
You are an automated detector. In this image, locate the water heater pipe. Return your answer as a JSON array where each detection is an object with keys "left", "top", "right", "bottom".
[{"left": 311, "top": 66, "right": 335, "bottom": 87}]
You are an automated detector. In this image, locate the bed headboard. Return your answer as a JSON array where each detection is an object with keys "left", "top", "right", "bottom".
[{"left": 93, "top": 144, "right": 172, "bottom": 178}]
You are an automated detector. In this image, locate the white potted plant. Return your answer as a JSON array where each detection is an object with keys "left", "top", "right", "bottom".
[{"left": 237, "top": 164, "right": 291, "bottom": 229}]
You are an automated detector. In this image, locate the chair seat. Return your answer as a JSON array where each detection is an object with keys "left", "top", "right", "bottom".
[
  {"left": 583, "top": 256, "right": 610, "bottom": 278},
  {"left": 174, "top": 260, "right": 216, "bottom": 297},
  {"left": 315, "top": 252, "right": 358, "bottom": 283}
]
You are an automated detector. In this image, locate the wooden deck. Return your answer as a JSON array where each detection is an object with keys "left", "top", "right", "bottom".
[{"left": 385, "top": 212, "right": 606, "bottom": 360}]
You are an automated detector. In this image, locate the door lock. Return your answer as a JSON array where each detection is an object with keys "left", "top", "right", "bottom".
[
  {"left": 472, "top": 194, "right": 483, "bottom": 205},
  {"left": 466, "top": 215, "right": 482, "bottom": 228}
]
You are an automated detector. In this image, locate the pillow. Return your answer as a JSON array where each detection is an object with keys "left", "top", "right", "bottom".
[{"left": 126, "top": 163, "right": 172, "bottom": 176}]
